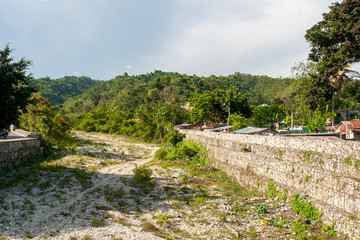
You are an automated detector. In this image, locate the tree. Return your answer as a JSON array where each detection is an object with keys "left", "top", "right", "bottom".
[
  {"left": 305, "top": 0, "right": 360, "bottom": 109},
  {"left": 0, "top": 44, "right": 34, "bottom": 130},
  {"left": 306, "top": 105, "right": 336, "bottom": 133},
  {"left": 19, "top": 94, "right": 70, "bottom": 142},
  {"left": 250, "top": 104, "right": 285, "bottom": 129},
  {"left": 230, "top": 113, "right": 247, "bottom": 130},
  {"left": 189, "top": 89, "right": 251, "bottom": 124}
]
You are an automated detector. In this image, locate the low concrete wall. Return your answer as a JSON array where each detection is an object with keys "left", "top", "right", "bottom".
[
  {"left": 0, "top": 134, "right": 42, "bottom": 170},
  {"left": 180, "top": 130, "right": 360, "bottom": 239}
]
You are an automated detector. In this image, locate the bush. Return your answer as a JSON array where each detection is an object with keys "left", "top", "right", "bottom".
[
  {"left": 164, "top": 130, "right": 183, "bottom": 146},
  {"left": 133, "top": 165, "right": 153, "bottom": 184},
  {"left": 154, "top": 148, "right": 169, "bottom": 160},
  {"left": 290, "top": 194, "right": 321, "bottom": 221},
  {"left": 155, "top": 140, "right": 209, "bottom": 165},
  {"left": 19, "top": 94, "right": 73, "bottom": 150}
]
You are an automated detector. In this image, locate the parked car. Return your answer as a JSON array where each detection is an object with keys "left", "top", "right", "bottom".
[{"left": 0, "top": 129, "right": 9, "bottom": 139}]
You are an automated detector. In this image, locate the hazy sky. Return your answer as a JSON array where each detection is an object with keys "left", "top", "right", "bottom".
[{"left": 0, "top": 0, "right": 342, "bottom": 80}]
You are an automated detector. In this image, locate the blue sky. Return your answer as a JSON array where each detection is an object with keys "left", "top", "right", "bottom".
[{"left": 1, "top": 0, "right": 348, "bottom": 80}]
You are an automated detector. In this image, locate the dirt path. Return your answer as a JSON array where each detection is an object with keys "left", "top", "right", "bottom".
[{"left": 0, "top": 132, "right": 340, "bottom": 240}]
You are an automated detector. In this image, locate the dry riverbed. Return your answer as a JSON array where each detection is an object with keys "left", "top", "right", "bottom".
[{"left": 0, "top": 132, "right": 339, "bottom": 240}]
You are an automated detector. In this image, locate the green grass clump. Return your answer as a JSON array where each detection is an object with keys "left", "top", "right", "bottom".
[
  {"left": 231, "top": 203, "right": 249, "bottom": 213},
  {"left": 91, "top": 219, "right": 105, "bottom": 227},
  {"left": 290, "top": 194, "right": 321, "bottom": 221},
  {"left": 156, "top": 213, "right": 171, "bottom": 226},
  {"left": 133, "top": 165, "right": 153, "bottom": 185},
  {"left": 344, "top": 157, "right": 353, "bottom": 166},
  {"left": 266, "top": 181, "right": 277, "bottom": 199},
  {"left": 291, "top": 220, "right": 307, "bottom": 235},
  {"left": 154, "top": 140, "right": 209, "bottom": 165}
]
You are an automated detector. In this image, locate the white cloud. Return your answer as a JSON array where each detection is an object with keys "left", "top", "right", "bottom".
[
  {"left": 126, "top": 65, "right": 132, "bottom": 69},
  {"left": 145, "top": 0, "right": 334, "bottom": 77},
  {"left": 74, "top": 72, "right": 79, "bottom": 75}
]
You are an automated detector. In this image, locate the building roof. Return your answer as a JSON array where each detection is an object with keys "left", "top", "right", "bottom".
[
  {"left": 289, "top": 126, "right": 309, "bottom": 131},
  {"left": 231, "top": 127, "right": 270, "bottom": 134},
  {"left": 348, "top": 120, "right": 360, "bottom": 128},
  {"left": 205, "top": 125, "right": 232, "bottom": 132},
  {"left": 336, "top": 120, "right": 360, "bottom": 133},
  {"left": 175, "top": 124, "right": 193, "bottom": 128},
  {"left": 201, "top": 124, "right": 225, "bottom": 129}
]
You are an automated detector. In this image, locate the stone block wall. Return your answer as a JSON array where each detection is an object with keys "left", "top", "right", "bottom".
[
  {"left": 180, "top": 130, "right": 360, "bottom": 239},
  {"left": 0, "top": 139, "right": 42, "bottom": 170}
]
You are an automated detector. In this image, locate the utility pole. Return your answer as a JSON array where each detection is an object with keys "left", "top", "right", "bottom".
[
  {"left": 227, "top": 104, "right": 230, "bottom": 133},
  {"left": 332, "top": 93, "right": 335, "bottom": 131}
]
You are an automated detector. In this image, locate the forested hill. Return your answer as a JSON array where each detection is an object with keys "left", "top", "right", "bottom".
[
  {"left": 29, "top": 76, "right": 100, "bottom": 106},
  {"left": 62, "top": 70, "right": 294, "bottom": 114}
]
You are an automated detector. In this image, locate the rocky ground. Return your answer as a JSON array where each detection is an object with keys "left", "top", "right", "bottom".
[{"left": 0, "top": 132, "right": 340, "bottom": 240}]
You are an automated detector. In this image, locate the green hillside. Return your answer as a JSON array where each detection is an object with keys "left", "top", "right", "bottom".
[
  {"left": 62, "top": 71, "right": 294, "bottom": 114},
  {"left": 57, "top": 71, "right": 297, "bottom": 141},
  {"left": 29, "top": 76, "right": 100, "bottom": 106}
]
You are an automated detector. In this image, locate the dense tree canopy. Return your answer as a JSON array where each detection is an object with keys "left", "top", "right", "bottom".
[
  {"left": 0, "top": 44, "right": 33, "bottom": 130},
  {"left": 250, "top": 104, "right": 285, "bottom": 129},
  {"left": 189, "top": 88, "right": 251, "bottom": 124},
  {"left": 30, "top": 76, "right": 99, "bottom": 106},
  {"left": 305, "top": 0, "right": 360, "bottom": 109}
]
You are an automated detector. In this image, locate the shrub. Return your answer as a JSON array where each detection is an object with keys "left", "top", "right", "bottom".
[
  {"left": 290, "top": 194, "right": 320, "bottom": 221},
  {"left": 154, "top": 147, "right": 169, "bottom": 160},
  {"left": 164, "top": 130, "right": 183, "bottom": 146},
  {"left": 133, "top": 165, "right": 153, "bottom": 184}
]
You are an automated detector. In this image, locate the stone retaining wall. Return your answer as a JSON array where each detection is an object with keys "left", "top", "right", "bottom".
[
  {"left": 180, "top": 130, "right": 360, "bottom": 239},
  {"left": 0, "top": 138, "right": 42, "bottom": 170}
]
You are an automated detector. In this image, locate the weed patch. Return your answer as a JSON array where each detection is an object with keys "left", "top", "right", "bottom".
[{"left": 290, "top": 194, "right": 321, "bottom": 221}]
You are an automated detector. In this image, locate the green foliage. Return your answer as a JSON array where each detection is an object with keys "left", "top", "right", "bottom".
[
  {"left": 291, "top": 220, "right": 307, "bottom": 235},
  {"left": 251, "top": 104, "right": 285, "bottom": 129},
  {"left": 155, "top": 140, "right": 209, "bottom": 166},
  {"left": 305, "top": 0, "right": 360, "bottom": 109},
  {"left": 306, "top": 105, "right": 336, "bottom": 133},
  {"left": 229, "top": 113, "right": 247, "bottom": 130},
  {"left": 164, "top": 130, "right": 183, "bottom": 146},
  {"left": 278, "top": 189, "right": 288, "bottom": 202},
  {"left": 29, "top": 76, "right": 99, "bottom": 106},
  {"left": 154, "top": 148, "right": 168, "bottom": 160},
  {"left": 290, "top": 194, "right": 321, "bottom": 221},
  {"left": 133, "top": 165, "right": 153, "bottom": 184},
  {"left": 19, "top": 94, "right": 71, "bottom": 149},
  {"left": 344, "top": 157, "right": 353, "bottom": 166},
  {"left": 321, "top": 223, "right": 336, "bottom": 237},
  {"left": 266, "top": 181, "right": 277, "bottom": 200},
  {"left": 256, "top": 204, "right": 269, "bottom": 214},
  {"left": 189, "top": 88, "right": 251, "bottom": 124},
  {"left": 156, "top": 213, "right": 171, "bottom": 226},
  {"left": 58, "top": 68, "right": 359, "bottom": 136},
  {"left": 0, "top": 43, "right": 34, "bottom": 130},
  {"left": 355, "top": 159, "right": 360, "bottom": 169},
  {"left": 91, "top": 218, "right": 105, "bottom": 227},
  {"left": 63, "top": 71, "right": 292, "bottom": 116},
  {"left": 230, "top": 203, "right": 249, "bottom": 213},
  {"left": 73, "top": 102, "right": 186, "bottom": 143}
]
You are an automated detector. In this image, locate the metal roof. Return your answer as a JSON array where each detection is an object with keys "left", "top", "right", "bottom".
[
  {"left": 205, "top": 125, "right": 232, "bottom": 132},
  {"left": 175, "top": 124, "right": 193, "bottom": 127},
  {"left": 231, "top": 127, "right": 269, "bottom": 134}
]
